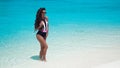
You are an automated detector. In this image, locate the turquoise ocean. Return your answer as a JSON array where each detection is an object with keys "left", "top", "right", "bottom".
[{"left": 0, "top": 0, "right": 120, "bottom": 68}]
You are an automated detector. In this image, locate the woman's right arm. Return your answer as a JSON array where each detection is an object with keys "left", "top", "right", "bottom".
[{"left": 37, "top": 21, "right": 44, "bottom": 29}]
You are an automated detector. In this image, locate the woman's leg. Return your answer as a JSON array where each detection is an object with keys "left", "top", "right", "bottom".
[
  {"left": 40, "top": 44, "right": 44, "bottom": 60},
  {"left": 36, "top": 35, "right": 48, "bottom": 61},
  {"left": 42, "top": 44, "right": 48, "bottom": 61}
]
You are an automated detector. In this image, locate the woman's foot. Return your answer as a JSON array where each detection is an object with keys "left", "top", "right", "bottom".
[
  {"left": 43, "top": 59, "right": 47, "bottom": 62},
  {"left": 40, "top": 59, "right": 47, "bottom": 62},
  {"left": 40, "top": 56, "right": 47, "bottom": 62},
  {"left": 40, "top": 56, "right": 44, "bottom": 61}
]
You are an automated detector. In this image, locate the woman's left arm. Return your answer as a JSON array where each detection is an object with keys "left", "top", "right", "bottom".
[
  {"left": 46, "top": 25, "right": 49, "bottom": 38},
  {"left": 45, "top": 16, "right": 49, "bottom": 39}
]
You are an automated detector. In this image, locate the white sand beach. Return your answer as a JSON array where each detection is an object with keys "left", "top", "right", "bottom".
[{"left": 11, "top": 47, "right": 120, "bottom": 68}]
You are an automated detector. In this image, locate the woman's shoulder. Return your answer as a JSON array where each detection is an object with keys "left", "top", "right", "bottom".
[
  {"left": 45, "top": 16, "right": 48, "bottom": 19},
  {"left": 45, "top": 16, "right": 48, "bottom": 21}
]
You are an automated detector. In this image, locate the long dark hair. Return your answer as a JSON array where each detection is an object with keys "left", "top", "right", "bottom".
[{"left": 34, "top": 8, "right": 46, "bottom": 31}]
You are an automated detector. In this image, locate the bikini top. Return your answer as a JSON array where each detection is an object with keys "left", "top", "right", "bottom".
[{"left": 39, "top": 18, "right": 48, "bottom": 32}]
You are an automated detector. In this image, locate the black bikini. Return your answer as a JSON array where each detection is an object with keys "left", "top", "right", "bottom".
[{"left": 37, "top": 30, "right": 46, "bottom": 39}]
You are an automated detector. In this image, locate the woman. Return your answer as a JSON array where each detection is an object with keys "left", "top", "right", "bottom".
[{"left": 34, "top": 8, "right": 49, "bottom": 62}]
